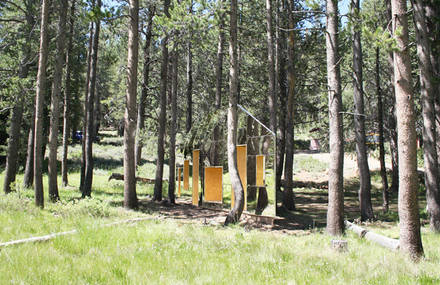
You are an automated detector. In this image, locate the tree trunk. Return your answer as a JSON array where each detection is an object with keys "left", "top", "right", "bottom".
[
  {"left": 211, "top": 0, "right": 224, "bottom": 166},
  {"left": 282, "top": 0, "right": 295, "bottom": 211},
  {"left": 425, "top": 3, "right": 440, "bottom": 173},
  {"left": 3, "top": 97, "right": 24, "bottom": 194},
  {"left": 275, "top": 0, "right": 287, "bottom": 194},
  {"left": 80, "top": 19, "right": 94, "bottom": 191},
  {"left": 168, "top": 45, "right": 178, "bottom": 204},
  {"left": 123, "top": 0, "right": 139, "bottom": 209},
  {"left": 351, "top": 0, "right": 373, "bottom": 221},
  {"left": 23, "top": 111, "right": 35, "bottom": 188},
  {"left": 391, "top": 0, "right": 424, "bottom": 260},
  {"left": 225, "top": 0, "right": 245, "bottom": 225},
  {"left": 153, "top": 0, "right": 170, "bottom": 202},
  {"left": 376, "top": 47, "right": 389, "bottom": 212},
  {"left": 82, "top": 0, "right": 101, "bottom": 197},
  {"left": 266, "top": 0, "right": 276, "bottom": 135},
  {"left": 246, "top": 117, "right": 258, "bottom": 201},
  {"left": 135, "top": 7, "right": 154, "bottom": 167},
  {"left": 386, "top": 0, "right": 399, "bottom": 194},
  {"left": 326, "top": 0, "right": 344, "bottom": 236},
  {"left": 412, "top": 0, "right": 440, "bottom": 232},
  {"left": 48, "top": 0, "right": 68, "bottom": 202},
  {"left": 61, "top": 0, "right": 75, "bottom": 187},
  {"left": 34, "top": 0, "right": 50, "bottom": 208},
  {"left": 186, "top": 42, "right": 193, "bottom": 133},
  {"left": 3, "top": 0, "right": 34, "bottom": 194}
]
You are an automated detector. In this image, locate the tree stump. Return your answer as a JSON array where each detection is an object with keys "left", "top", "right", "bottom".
[{"left": 331, "top": 240, "right": 348, "bottom": 252}]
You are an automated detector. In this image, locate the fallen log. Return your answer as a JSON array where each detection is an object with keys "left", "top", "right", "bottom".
[
  {"left": 108, "top": 173, "right": 169, "bottom": 184},
  {"left": 345, "top": 221, "right": 400, "bottom": 251},
  {"left": 0, "top": 217, "right": 157, "bottom": 248}
]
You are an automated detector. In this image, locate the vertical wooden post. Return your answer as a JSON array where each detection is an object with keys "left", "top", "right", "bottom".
[{"left": 192, "top": 150, "right": 200, "bottom": 206}]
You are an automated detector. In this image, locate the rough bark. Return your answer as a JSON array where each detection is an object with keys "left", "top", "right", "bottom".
[
  {"left": 376, "top": 47, "right": 389, "bottom": 212},
  {"left": 82, "top": 0, "right": 101, "bottom": 197},
  {"left": 48, "top": 0, "right": 68, "bottom": 201},
  {"left": 386, "top": 0, "right": 399, "bottom": 194},
  {"left": 135, "top": 7, "right": 154, "bottom": 167},
  {"left": 186, "top": 1, "right": 193, "bottom": 133},
  {"left": 275, "top": 0, "right": 287, "bottom": 194},
  {"left": 80, "top": 20, "right": 94, "bottom": 191},
  {"left": 168, "top": 46, "right": 178, "bottom": 204},
  {"left": 34, "top": 0, "right": 50, "bottom": 208},
  {"left": 152, "top": 0, "right": 170, "bottom": 201},
  {"left": 123, "top": 0, "right": 139, "bottom": 209},
  {"left": 61, "top": 0, "right": 76, "bottom": 187},
  {"left": 412, "top": 0, "right": 440, "bottom": 232},
  {"left": 266, "top": 0, "right": 276, "bottom": 135},
  {"left": 211, "top": 0, "right": 224, "bottom": 166},
  {"left": 392, "top": 0, "right": 424, "bottom": 259},
  {"left": 246, "top": 117, "right": 258, "bottom": 201},
  {"left": 351, "top": 0, "right": 373, "bottom": 221},
  {"left": 23, "top": 111, "right": 35, "bottom": 188},
  {"left": 3, "top": 0, "right": 34, "bottom": 194},
  {"left": 326, "top": 0, "right": 344, "bottom": 235},
  {"left": 225, "top": 0, "right": 245, "bottom": 225},
  {"left": 282, "top": 0, "right": 295, "bottom": 211}
]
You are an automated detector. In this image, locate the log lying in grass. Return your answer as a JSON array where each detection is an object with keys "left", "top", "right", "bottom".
[
  {"left": 108, "top": 173, "right": 169, "bottom": 183},
  {"left": 345, "top": 221, "right": 400, "bottom": 251},
  {"left": 0, "top": 217, "right": 157, "bottom": 248}
]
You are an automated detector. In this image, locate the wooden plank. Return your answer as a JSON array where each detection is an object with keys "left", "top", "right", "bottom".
[
  {"left": 204, "top": 167, "right": 223, "bottom": 203},
  {"left": 232, "top": 145, "right": 247, "bottom": 210},
  {"left": 184, "top": 160, "right": 189, "bottom": 190},
  {"left": 192, "top": 150, "right": 200, "bottom": 206},
  {"left": 256, "top": 155, "right": 265, "bottom": 187}
]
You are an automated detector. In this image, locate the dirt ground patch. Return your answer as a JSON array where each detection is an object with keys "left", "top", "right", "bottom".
[{"left": 134, "top": 152, "right": 403, "bottom": 235}]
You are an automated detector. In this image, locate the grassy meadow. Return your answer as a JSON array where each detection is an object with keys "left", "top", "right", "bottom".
[{"left": 1, "top": 131, "right": 440, "bottom": 284}]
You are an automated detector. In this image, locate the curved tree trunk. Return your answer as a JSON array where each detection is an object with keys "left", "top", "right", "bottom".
[
  {"left": 412, "top": 0, "right": 440, "bottom": 232},
  {"left": 326, "top": 0, "right": 344, "bottom": 236},
  {"left": 61, "top": 0, "right": 76, "bottom": 187},
  {"left": 34, "top": 0, "right": 50, "bottom": 208},
  {"left": 351, "top": 0, "right": 373, "bottom": 221},
  {"left": 391, "top": 0, "right": 424, "bottom": 260},
  {"left": 83, "top": 0, "right": 101, "bottom": 197},
  {"left": 135, "top": 7, "right": 154, "bottom": 167},
  {"left": 48, "top": 0, "right": 68, "bottom": 202},
  {"left": 225, "top": 0, "right": 244, "bottom": 225},
  {"left": 123, "top": 0, "right": 139, "bottom": 209},
  {"left": 153, "top": 0, "right": 170, "bottom": 202}
]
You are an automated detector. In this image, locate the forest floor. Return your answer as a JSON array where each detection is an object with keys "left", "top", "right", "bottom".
[{"left": 0, "top": 130, "right": 438, "bottom": 284}]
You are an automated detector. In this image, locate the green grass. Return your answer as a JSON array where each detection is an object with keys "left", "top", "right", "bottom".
[
  {"left": 294, "top": 155, "right": 328, "bottom": 173},
  {"left": 1, "top": 130, "right": 440, "bottom": 284},
  {"left": 1, "top": 191, "right": 440, "bottom": 284}
]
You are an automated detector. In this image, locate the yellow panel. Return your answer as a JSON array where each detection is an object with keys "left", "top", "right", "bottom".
[
  {"left": 192, "top": 150, "right": 200, "bottom": 206},
  {"left": 178, "top": 167, "right": 181, "bottom": 198},
  {"left": 204, "top": 167, "right": 223, "bottom": 202},
  {"left": 256, "top": 155, "right": 265, "bottom": 187},
  {"left": 183, "top": 160, "right": 189, "bottom": 191},
  {"left": 232, "top": 145, "right": 247, "bottom": 210}
]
